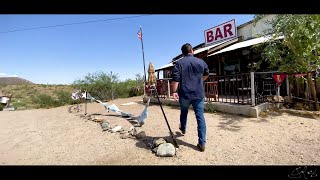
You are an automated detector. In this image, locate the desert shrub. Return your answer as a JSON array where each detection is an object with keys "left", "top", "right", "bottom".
[
  {"left": 206, "top": 102, "right": 217, "bottom": 113},
  {"left": 0, "top": 104, "right": 4, "bottom": 111},
  {"left": 31, "top": 94, "right": 59, "bottom": 108},
  {"left": 12, "top": 100, "right": 28, "bottom": 108},
  {"left": 54, "top": 90, "right": 72, "bottom": 105},
  {"left": 73, "top": 72, "right": 144, "bottom": 101},
  {"left": 54, "top": 90, "right": 81, "bottom": 105}
]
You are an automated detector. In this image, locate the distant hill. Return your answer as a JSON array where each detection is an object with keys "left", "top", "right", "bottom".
[{"left": 0, "top": 77, "right": 34, "bottom": 85}]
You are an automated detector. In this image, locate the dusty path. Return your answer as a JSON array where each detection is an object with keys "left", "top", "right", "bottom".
[{"left": 0, "top": 96, "right": 319, "bottom": 165}]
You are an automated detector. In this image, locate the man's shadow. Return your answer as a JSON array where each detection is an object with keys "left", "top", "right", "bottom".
[
  {"left": 134, "top": 131, "right": 199, "bottom": 151},
  {"left": 89, "top": 112, "right": 143, "bottom": 127},
  {"left": 84, "top": 113, "right": 198, "bottom": 151}
]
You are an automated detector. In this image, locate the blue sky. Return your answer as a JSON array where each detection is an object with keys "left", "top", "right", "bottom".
[{"left": 0, "top": 14, "right": 254, "bottom": 84}]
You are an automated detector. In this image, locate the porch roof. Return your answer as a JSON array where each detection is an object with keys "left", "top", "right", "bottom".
[
  {"left": 193, "top": 39, "right": 235, "bottom": 54},
  {"left": 209, "top": 35, "right": 284, "bottom": 56},
  {"left": 155, "top": 62, "right": 174, "bottom": 71},
  {"left": 156, "top": 38, "right": 237, "bottom": 71}
]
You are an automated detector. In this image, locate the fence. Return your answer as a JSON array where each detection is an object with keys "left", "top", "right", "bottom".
[{"left": 148, "top": 71, "right": 290, "bottom": 107}]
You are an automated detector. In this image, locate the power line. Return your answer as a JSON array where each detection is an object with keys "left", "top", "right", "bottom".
[{"left": 0, "top": 14, "right": 152, "bottom": 34}]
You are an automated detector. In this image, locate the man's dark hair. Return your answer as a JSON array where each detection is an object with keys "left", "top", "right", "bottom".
[{"left": 181, "top": 43, "right": 193, "bottom": 56}]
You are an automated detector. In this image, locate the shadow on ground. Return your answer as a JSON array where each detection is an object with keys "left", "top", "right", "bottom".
[
  {"left": 217, "top": 114, "right": 248, "bottom": 132},
  {"left": 133, "top": 131, "right": 199, "bottom": 152}
]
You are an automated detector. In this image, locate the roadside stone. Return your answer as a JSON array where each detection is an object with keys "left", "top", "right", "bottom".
[
  {"left": 156, "top": 143, "right": 176, "bottom": 157},
  {"left": 128, "top": 126, "right": 134, "bottom": 133},
  {"left": 153, "top": 138, "right": 167, "bottom": 147},
  {"left": 94, "top": 118, "right": 104, "bottom": 123},
  {"left": 130, "top": 127, "right": 139, "bottom": 136},
  {"left": 135, "top": 131, "right": 146, "bottom": 139},
  {"left": 101, "top": 121, "right": 110, "bottom": 131},
  {"left": 151, "top": 147, "right": 158, "bottom": 153},
  {"left": 119, "top": 129, "right": 127, "bottom": 134},
  {"left": 111, "top": 126, "right": 122, "bottom": 133},
  {"left": 120, "top": 133, "right": 131, "bottom": 139}
]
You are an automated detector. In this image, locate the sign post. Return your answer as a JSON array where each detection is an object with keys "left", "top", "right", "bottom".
[
  {"left": 137, "top": 26, "right": 147, "bottom": 96},
  {"left": 272, "top": 73, "right": 287, "bottom": 109}
]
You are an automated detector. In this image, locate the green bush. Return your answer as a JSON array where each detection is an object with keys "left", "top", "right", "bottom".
[
  {"left": 55, "top": 90, "right": 71, "bottom": 105},
  {"left": 73, "top": 72, "right": 144, "bottom": 101},
  {"left": 12, "top": 100, "right": 28, "bottom": 108},
  {"left": 206, "top": 102, "right": 217, "bottom": 113},
  {"left": 0, "top": 104, "right": 4, "bottom": 111},
  {"left": 31, "top": 94, "right": 59, "bottom": 108}
]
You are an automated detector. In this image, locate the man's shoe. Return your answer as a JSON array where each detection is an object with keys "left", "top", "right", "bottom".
[
  {"left": 179, "top": 127, "right": 186, "bottom": 135},
  {"left": 179, "top": 123, "right": 186, "bottom": 134},
  {"left": 197, "top": 144, "right": 205, "bottom": 152}
]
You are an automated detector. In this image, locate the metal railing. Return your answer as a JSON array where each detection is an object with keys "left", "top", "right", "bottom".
[
  {"left": 149, "top": 72, "right": 287, "bottom": 106},
  {"left": 205, "top": 73, "right": 252, "bottom": 105}
]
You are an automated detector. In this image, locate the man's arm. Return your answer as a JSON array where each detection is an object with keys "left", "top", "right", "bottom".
[
  {"left": 203, "top": 62, "right": 209, "bottom": 81},
  {"left": 171, "top": 63, "right": 180, "bottom": 100},
  {"left": 172, "top": 81, "right": 179, "bottom": 92},
  {"left": 202, "top": 75, "right": 209, "bottom": 81},
  {"left": 172, "top": 63, "right": 180, "bottom": 92}
]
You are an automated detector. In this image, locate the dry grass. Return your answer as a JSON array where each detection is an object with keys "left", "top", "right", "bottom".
[{"left": 0, "top": 84, "right": 75, "bottom": 110}]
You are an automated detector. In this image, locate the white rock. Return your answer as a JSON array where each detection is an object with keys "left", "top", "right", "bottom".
[
  {"left": 156, "top": 143, "right": 176, "bottom": 157},
  {"left": 111, "top": 126, "right": 122, "bottom": 133}
]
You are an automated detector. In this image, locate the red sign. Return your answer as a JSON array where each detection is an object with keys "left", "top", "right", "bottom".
[
  {"left": 204, "top": 19, "right": 237, "bottom": 46},
  {"left": 273, "top": 74, "right": 287, "bottom": 86}
]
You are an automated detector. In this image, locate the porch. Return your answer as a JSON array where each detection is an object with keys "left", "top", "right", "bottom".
[{"left": 146, "top": 71, "right": 289, "bottom": 107}]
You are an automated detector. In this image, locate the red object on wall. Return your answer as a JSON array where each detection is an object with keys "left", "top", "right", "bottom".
[{"left": 273, "top": 73, "right": 287, "bottom": 86}]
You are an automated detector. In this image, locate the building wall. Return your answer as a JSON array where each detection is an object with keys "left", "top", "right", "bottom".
[
  {"left": 237, "top": 14, "right": 276, "bottom": 41},
  {"left": 237, "top": 23, "right": 253, "bottom": 41}
]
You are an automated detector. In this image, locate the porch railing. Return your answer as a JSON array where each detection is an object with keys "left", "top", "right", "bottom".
[
  {"left": 148, "top": 72, "right": 287, "bottom": 106},
  {"left": 205, "top": 73, "right": 252, "bottom": 105}
]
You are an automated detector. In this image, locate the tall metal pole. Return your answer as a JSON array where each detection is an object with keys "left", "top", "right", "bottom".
[
  {"left": 139, "top": 26, "right": 147, "bottom": 95},
  {"left": 84, "top": 90, "right": 87, "bottom": 115}
]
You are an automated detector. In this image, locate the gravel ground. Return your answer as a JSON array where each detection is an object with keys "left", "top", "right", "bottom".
[{"left": 0, "top": 96, "right": 319, "bottom": 165}]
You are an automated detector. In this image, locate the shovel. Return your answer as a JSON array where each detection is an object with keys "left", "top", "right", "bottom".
[{"left": 152, "top": 85, "right": 179, "bottom": 148}]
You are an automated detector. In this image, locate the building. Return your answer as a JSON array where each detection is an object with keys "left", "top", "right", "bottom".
[
  {"left": 153, "top": 15, "right": 289, "bottom": 106},
  {"left": 156, "top": 15, "right": 276, "bottom": 76}
]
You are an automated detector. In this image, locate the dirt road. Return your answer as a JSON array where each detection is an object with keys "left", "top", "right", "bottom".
[{"left": 0, "top": 96, "right": 319, "bottom": 165}]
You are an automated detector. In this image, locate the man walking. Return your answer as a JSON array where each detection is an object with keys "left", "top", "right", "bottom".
[{"left": 171, "top": 43, "right": 209, "bottom": 152}]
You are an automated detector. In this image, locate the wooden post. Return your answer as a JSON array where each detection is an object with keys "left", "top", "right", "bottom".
[
  {"left": 286, "top": 76, "right": 290, "bottom": 101},
  {"left": 167, "top": 79, "right": 170, "bottom": 98},
  {"left": 277, "top": 85, "right": 280, "bottom": 109},
  {"left": 250, "top": 72, "right": 255, "bottom": 107}
]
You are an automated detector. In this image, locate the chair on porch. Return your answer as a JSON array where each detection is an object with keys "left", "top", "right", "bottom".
[
  {"left": 205, "top": 81, "right": 218, "bottom": 101},
  {"left": 156, "top": 80, "right": 168, "bottom": 98}
]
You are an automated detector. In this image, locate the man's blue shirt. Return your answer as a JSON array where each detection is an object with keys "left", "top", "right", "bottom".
[{"left": 172, "top": 54, "right": 209, "bottom": 100}]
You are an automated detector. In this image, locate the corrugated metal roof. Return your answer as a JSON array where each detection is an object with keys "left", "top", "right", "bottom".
[
  {"left": 209, "top": 35, "right": 284, "bottom": 56},
  {"left": 171, "top": 39, "right": 235, "bottom": 62},
  {"left": 193, "top": 40, "right": 230, "bottom": 54},
  {"left": 156, "top": 39, "right": 238, "bottom": 71},
  {"left": 155, "top": 62, "right": 174, "bottom": 71}
]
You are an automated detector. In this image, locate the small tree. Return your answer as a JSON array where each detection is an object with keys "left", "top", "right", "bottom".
[
  {"left": 73, "top": 71, "right": 119, "bottom": 101},
  {"left": 254, "top": 14, "right": 320, "bottom": 110}
]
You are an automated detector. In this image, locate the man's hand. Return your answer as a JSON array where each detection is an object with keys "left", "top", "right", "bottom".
[{"left": 173, "top": 92, "right": 179, "bottom": 100}]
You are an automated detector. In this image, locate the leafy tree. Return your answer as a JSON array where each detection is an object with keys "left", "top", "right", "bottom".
[
  {"left": 73, "top": 72, "right": 144, "bottom": 100},
  {"left": 254, "top": 14, "right": 320, "bottom": 110},
  {"left": 73, "top": 71, "right": 119, "bottom": 100}
]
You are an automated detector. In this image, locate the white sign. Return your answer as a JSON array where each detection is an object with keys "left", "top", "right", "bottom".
[{"left": 204, "top": 19, "right": 237, "bottom": 46}]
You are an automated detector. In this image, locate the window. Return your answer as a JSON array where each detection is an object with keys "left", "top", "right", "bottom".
[{"left": 224, "top": 59, "right": 240, "bottom": 75}]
